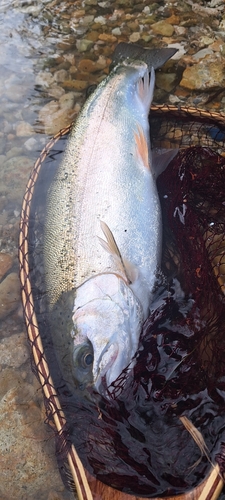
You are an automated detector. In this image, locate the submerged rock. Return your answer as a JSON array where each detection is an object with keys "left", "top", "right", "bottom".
[
  {"left": 0, "top": 332, "right": 29, "bottom": 369},
  {"left": 0, "top": 383, "right": 73, "bottom": 500},
  {"left": 181, "top": 59, "right": 225, "bottom": 90},
  {"left": 0, "top": 272, "right": 21, "bottom": 320},
  {"left": 0, "top": 253, "right": 13, "bottom": 280},
  {"left": 151, "top": 20, "right": 174, "bottom": 36}
]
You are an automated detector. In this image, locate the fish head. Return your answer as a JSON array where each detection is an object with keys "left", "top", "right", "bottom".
[{"left": 71, "top": 274, "right": 143, "bottom": 393}]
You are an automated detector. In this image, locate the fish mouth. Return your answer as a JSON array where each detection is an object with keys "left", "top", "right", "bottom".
[{"left": 92, "top": 341, "right": 120, "bottom": 390}]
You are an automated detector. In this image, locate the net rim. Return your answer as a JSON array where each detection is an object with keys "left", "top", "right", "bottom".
[{"left": 18, "top": 105, "right": 225, "bottom": 500}]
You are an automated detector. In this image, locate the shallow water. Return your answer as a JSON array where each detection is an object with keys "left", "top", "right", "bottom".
[{"left": 1, "top": 0, "right": 225, "bottom": 499}]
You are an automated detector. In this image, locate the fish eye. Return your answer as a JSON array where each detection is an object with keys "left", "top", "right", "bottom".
[
  {"left": 72, "top": 341, "right": 94, "bottom": 389},
  {"left": 73, "top": 341, "right": 94, "bottom": 375},
  {"left": 82, "top": 352, "right": 93, "bottom": 367}
]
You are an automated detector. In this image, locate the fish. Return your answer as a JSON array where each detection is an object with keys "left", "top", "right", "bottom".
[{"left": 44, "top": 43, "right": 178, "bottom": 394}]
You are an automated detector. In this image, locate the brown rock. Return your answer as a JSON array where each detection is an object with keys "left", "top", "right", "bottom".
[
  {"left": 62, "top": 79, "right": 89, "bottom": 91},
  {"left": 180, "top": 60, "right": 225, "bottom": 90},
  {"left": 78, "top": 59, "right": 99, "bottom": 73},
  {"left": 98, "top": 33, "right": 117, "bottom": 43},
  {"left": 166, "top": 14, "right": 180, "bottom": 25},
  {"left": 0, "top": 253, "right": 13, "bottom": 280},
  {"left": 85, "top": 30, "right": 99, "bottom": 42},
  {"left": 156, "top": 72, "right": 178, "bottom": 92}
]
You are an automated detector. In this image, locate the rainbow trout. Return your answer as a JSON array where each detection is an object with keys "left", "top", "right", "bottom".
[{"left": 44, "top": 43, "right": 177, "bottom": 394}]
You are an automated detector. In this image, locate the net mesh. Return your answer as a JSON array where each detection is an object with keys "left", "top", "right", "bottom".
[{"left": 19, "top": 106, "right": 225, "bottom": 499}]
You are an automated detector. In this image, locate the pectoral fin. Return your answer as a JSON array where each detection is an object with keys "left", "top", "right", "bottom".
[
  {"left": 134, "top": 124, "right": 150, "bottom": 170},
  {"left": 152, "top": 148, "right": 178, "bottom": 177},
  {"left": 98, "top": 221, "right": 137, "bottom": 285}
]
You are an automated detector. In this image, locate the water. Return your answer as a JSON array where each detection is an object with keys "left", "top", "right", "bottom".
[{"left": 0, "top": 2, "right": 87, "bottom": 499}]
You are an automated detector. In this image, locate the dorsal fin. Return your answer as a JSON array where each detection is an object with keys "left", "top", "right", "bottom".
[{"left": 98, "top": 221, "right": 132, "bottom": 285}]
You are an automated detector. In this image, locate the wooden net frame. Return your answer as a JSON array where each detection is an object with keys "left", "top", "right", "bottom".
[{"left": 18, "top": 106, "right": 225, "bottom": 500}]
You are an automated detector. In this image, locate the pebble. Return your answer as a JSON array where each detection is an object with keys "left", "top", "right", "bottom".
[
  {"left": 80, "top": 15, "right": 95, "bottom": 26},
  {"left": 156, "top": 72, "right": 178, "bottom": 92},
  {"left": 76, "top": 39, "right": 94, "bottom": 52},
  {"left": 5, "top": 84, "right": 29, "bottom": 103},
  {"left": 58, "top": 92, "right": 76, "bottom": 110},
  {"left": 94, "top": 15, "right": 106, "bottom": 24},
  {"left": 151, "top": 20, "right": 175, "bottom": 36},
  {"left": 6, "top": 146, "right": 23, "bottom": 159},
  {"left": 48, "top": 86, "right": 66, "bottom": 99},
  {"left": 129, "top": 32, "right": 141, "bottom": 43},
  {"left": 35, "top": 71, "right": 55, "bottom": 87},
  {"left": 24, "top": 137, "right": 38, "bottom": 151},
  {"left": 54, "top": 69, "right": 68, "bottom": 83},
  {"left": 111, "top": 27, "right": 121, "bottom": 36},
  {"left": 0, "top": 272, "right": 21, "bottom": 320},
  {"left": 78, "top": 58, "right": 98, "bottom": 73},
  {"left": 39, "top": 100, "right": 59, "bottom": 123},
  {"left": 16, "top": 121, "right": 34, "bottom": 137},
  {"left": 62, "top": 79, "right": 89, "bottom": 91},
  {"left": 167, "top": 43, "right": 186, "bottom": 60},
  {"left": 42, "top": 107, "right": 77, "bottom": 136},
  {"left": 0, "top": 253, "right": 13, "bottom": 280},
  {"left": 98, "top": 33, "right": 117, "bottom": 43},
  {"left": 192, "top": 48, "right": 214, "bottom": 61}
]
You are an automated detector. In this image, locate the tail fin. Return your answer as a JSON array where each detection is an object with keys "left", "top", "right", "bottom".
[{"left": 110, "top": 42, "right": 177, "bottom": 72}]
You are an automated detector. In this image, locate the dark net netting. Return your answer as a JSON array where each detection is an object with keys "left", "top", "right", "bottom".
[{"left": 22, "top": 107, "right": 225, "bottom": 498}]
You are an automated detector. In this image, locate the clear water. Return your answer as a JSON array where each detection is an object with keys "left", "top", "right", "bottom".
[{"left": 0, "top": 2, "right": 83, "bottom": 499}]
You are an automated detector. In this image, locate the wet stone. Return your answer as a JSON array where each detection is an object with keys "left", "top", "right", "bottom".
[
  {"left": 0, "top": 368, "right": 24, "bottom": 399},
  {"left": 58, "top": 91, "right": 76, "bottom": 110},
  {"left": 48, "top": 86, "right": 66, "bottom": 99},
  {"left": 129, "top": 32, "right": 141, "bottom": 42},
  {"left": 0, "top": 384, "right": 73, "bottom": 500},
  {"left": 62, "top": 79, "right": 89, "bottom": 91},
  {"left": 76, "top": 39, "right": 94, "bottom": 52},
  {"left": 5, "top": 146, "right": 23, "bottom": 159},
  {"left": 151, "top": 20, "right": 175, "bottom": 36},
  {"left": 16, "top": 121, "right": 34, "bottom": 137},
  {"left": 98, "top": 33, "right": 117, "bottom": 43},
  {"left": 0, "top": 332, "right": 29, "bottom": 369},
  {"left": 35, "top": 71, "right": 55, "bottom": 88},
  {"left": 0, "top": 272, "right": 21, "bottom": 320},
  {"left": 5, "top": 84, "right": 29, "bottom": 103},
  {"left": 156, "top": 73, "right": 178, "bottom": 92},
  {"left": 78, "top": 58, "right": 99, "bottom": 73},
  {"left": 180, "top": 59, "right": 225, "bottom": 90},
  {"left": 54, "top": 69, "right": 68, "bottom": 83},
  {"left": 0, "top": 253, "right": 13, "bottom": 280},
  {"left": 24, "top": 137, "right": 38, "bottom": 151}
]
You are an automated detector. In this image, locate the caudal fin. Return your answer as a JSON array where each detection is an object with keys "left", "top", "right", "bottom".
[{"left": 110, "top": 42, "right": 177, "bottom": 73}]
